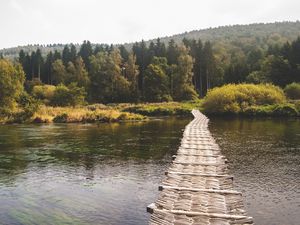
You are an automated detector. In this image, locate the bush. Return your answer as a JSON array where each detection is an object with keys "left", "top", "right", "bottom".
[
  {"left": 272, "top": 103, "right": 299, "bottom": 116},
  {"left": 0, "top": 59, "right": 25, "bottom": 111},
  {"left": 32, "top": 85, "right": 56, "bottom": 104},
  {"left": 203, "top": 83, "right": 286, "bottom": 114},
  {"left": 284, "top": 82, "right": 300, "bottom": 100},
  {"left": 7, "top": 92, "right": 40, "bottom": 123},
  {"left": 50, "top": 83, "right": 86, "bottom": 107},
  {"left": 24, "top": 78, "right": 43, "bottom": 93}
]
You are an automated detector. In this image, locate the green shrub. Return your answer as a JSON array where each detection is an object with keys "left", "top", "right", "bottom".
[
  {"left": 24, "top": 78, "right": 43, "bottom": 93},
  {"left": 284, "top": 82, "right": 300, "bottom": 100},
  {"left": 32, "top": 85, "right": 56, "bottom": 104},
  {"left": 203, "top": 83, "right": 286, "bottom": 114},
  {"left": 272, "top": 103, "right": 299, "bottom": 116},
  {"left": 10, "top": 92, "right": 41, "bottom": 123},
  {"left": 50, "top": 83, "right": 86, "bottom": 107}
]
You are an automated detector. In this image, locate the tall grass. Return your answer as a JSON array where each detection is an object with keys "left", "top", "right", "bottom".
[{"left": 32, "top": 105, "right": 146, "bottom": 123}]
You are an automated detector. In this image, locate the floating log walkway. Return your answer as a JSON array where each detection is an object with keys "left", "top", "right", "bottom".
[{"left": 147, "top": 110, "right": 253, "bottom": 225}]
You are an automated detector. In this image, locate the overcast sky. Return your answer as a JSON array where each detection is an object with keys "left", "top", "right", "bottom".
[{"left": 0, "top": 0, "right": 299, "bottom": 49}]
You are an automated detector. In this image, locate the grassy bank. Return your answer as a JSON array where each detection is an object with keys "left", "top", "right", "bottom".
[
  {"left": 4, "top": 105, "right": 147, "bottom": 124},
  {"left": 120, "top": 101, "right": 203, "bottom": 116}
]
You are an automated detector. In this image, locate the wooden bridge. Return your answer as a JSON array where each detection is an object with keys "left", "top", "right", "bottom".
[{"left": 147, "top": 110, "right": 253, "bottom": 225}]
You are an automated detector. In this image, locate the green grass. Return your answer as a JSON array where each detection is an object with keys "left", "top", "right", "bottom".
[
  {"left": 120, "top": 101, "right": 203, "bottom": 116},
  {"left": 242, "top": 103, "right": 299, "bottom": 117}
]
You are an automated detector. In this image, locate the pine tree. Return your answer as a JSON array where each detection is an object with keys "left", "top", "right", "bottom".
[
  {"left": 79, "top": 40, "right": 93, "bottom": 70},
  {"left": 70, "top": 44, "right": 77, "bottom": 63},
  {"left": 35, "top": 49, "right": 43, "bottom": 80},
  {"left": 119, "top": 45, "right": 129, "bottom": 62},
  {"left": 44, "top": 52, "right": 54, "bottom": 84},
  {"left": 62, "top": 45, "right": 71, "bottom": 66},
  {"left": 167, "top": 39, "right": 179, "bottom": 65}
]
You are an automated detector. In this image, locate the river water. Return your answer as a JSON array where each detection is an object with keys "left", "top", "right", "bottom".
[{"left": 0, "top": 117, "right": 299, "bottom": 225}]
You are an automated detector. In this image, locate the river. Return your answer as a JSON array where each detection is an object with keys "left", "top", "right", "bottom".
[{"left": 0, "top": 117, "right": 299, "bottom": 225}]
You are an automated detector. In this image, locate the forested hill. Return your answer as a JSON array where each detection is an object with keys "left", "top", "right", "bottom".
[
  {"left": 150, "top": 21, "right": 300, "bottom": 45},
  {"left": 1, "top": 21, "right": 300, "bottom": 59}
]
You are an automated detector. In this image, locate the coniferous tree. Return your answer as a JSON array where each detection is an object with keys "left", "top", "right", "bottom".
[
  {"left": 62, "top": 45, "right": 71, "bottom": 66},
  {"left": 167, "top": 39, "right": 179, "bottom": 65},
  {"left": 155, "top": 38, "right": 167, "bottom": 57},
  {"left": 119, "top": 45, "right": 129, "bottom": 62},
  {"left": 70, "top": 44, "right": 77, "bottom": 63},
  {"left": 44, "top": 52, "right": 54, "bottom": 84},
  {"left": 35, "top": 49, "right": 43, "bottom": 80},
  {"left": 53, "top": 50, "right": 62, "bottom": 60},
  {"left": 132, "top": 40, "right": 149, "bottom": 95},
  {"left": 202, "top": 41, "right": 217, "bottom": 95},
  {"left": 79, "top": 40, "right": 93, "bottom": 70}
]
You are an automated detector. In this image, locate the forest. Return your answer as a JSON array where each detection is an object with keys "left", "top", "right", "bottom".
[
  {"left": 0, "top": 22, "right": 300, "bottom": 122},
  {"left": 10, "top": 36, "right": 300, "bottom": 99}
]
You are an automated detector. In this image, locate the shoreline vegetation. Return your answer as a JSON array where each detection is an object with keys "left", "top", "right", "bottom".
[
  {"left": 1, "top": 96, "right": 300, "bottom": 125},
  {"left": 1, "top": 24, "right": 300, "bottom": 123}
]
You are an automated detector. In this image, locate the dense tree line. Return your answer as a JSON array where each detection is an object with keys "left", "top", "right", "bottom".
[
  {"left": 16, "top": 39, "right": 217, "bottom": 103},
  {"left": 227, "top": 37, "right": 300, "bottom": 87},
  {"left": 0, "top": 35, "right": 298, "bottom": 106}
]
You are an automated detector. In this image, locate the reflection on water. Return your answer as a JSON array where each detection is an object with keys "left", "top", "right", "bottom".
[
  {"left": 209, "top": 117, "right": 300, "bottom": 225},
  {"left": 0, "top": 117, "right": 299, "bottom": 225},
  {"left": 0, "top": 118, "right": 190, "bottom": 225}
]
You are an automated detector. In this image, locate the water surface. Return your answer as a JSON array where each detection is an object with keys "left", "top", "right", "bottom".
[
  {"left": 210, "top": 117, "right": 300, "bottom": 225},
  {"left": 0, "top": 118, "right": 190, "bottom": 225},
  {"left": 0, "top": 117, "right": 299, "bottom": 225}
]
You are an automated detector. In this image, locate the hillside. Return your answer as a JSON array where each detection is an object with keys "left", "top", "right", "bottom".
[{"left": 1, "top": 21, "right": 300, "bottom": 59}]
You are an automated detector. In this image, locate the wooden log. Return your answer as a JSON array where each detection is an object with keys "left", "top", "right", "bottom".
[
  {"left": 173, "top": 161, "right": 225, "bottom": 166},
  {"left": 165, "top": 171, "right": 233, "bottom": 179},
  {"left": 147, "top": 203, "right": 156, "bottom": 213},
  {"left": 159, "top": 185, "right": 242, "bottom": 195},
  {"left": 152, "top": 208, "right": 253, "bottom": 221}
]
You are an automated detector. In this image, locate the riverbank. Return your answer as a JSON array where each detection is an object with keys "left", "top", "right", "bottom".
[
  {"left": 204, "top": 102, "right": 300, "bottom": 117},
  {"left": 119, "top": 101, "right": 203, "bottom": 116},
  {"left": 1, "top": 99, "right": 300, "bottom": 124},
  {"left": 2, "top": 105, "right": 147, "bottom": 124}
]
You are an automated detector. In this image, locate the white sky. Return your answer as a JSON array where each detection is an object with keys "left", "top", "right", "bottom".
[{"left": 0, "top": 0, "right": 299, "bottom": 49}]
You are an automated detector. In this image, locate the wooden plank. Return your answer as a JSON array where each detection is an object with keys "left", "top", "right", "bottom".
[
  {"left": 159, "top": 185, "right": 242, "bottom": 195},
  {"left": 165, "top": 171, "right": 233, "bottom": 179},
  {"left": 173, "top": 161, "right": 226, "bottom": 166},
  {"left": 151, "top": 207, "right": 253, "bottom": 221}
]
